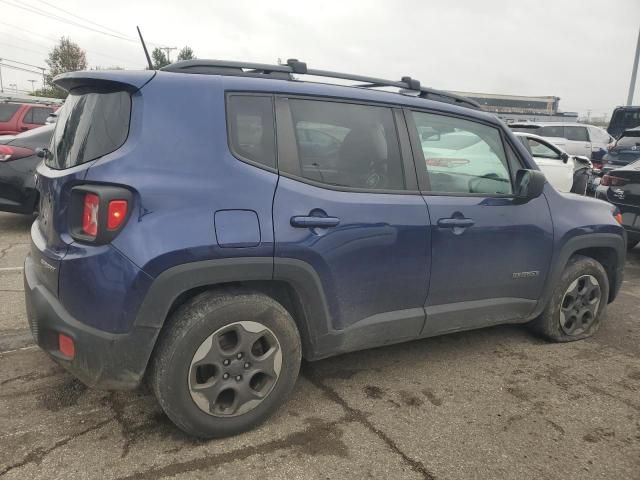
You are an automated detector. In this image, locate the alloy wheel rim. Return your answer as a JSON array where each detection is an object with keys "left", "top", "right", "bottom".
[
  {"left": 559, "top": 275, "right": 601, "bottom": 336},
  {"left": 188, "top": 321, "right": 282, "bottom": 417}
]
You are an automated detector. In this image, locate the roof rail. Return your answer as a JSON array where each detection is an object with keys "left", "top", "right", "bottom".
[{"left": 160, "top": 59, "right": 481, "bottom": 110}]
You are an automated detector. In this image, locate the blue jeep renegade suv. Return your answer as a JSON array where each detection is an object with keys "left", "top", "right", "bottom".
[{"left": 24, "top": 59, "right": 626, "bottom": 438}]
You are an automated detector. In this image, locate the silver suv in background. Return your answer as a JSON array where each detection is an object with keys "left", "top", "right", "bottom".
[{"left": 510, "top": 122, "right": 614, "bottom": 167}]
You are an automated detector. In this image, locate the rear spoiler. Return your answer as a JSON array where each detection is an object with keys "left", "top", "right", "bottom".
[{"left": 53, "top": 70, "right": 156, "bottom": 93}]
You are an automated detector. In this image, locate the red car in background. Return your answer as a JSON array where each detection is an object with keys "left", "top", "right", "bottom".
[{"left": 0, "top": 101, "right": 59, "bottom": 135}]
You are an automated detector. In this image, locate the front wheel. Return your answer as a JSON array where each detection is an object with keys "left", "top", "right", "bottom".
[
  {"left": 149, "top": 290, "right": 302, "bottom": 438},
  {"left": 530, "top": 255, "right": 609, "bottom": 342}
]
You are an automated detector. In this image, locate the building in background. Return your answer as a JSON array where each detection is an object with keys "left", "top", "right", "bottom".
[{"left": 451, "top": 91, "right": 578, "bottom": 123}]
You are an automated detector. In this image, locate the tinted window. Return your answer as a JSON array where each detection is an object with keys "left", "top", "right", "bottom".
[
  {"left": 31, "top": 107, "right": 52, "bottom": 125},
  {"left": 227, "top": 95, "right": 276, "bottom": 169},
  {"left": 537, "top": 125, "right": 565, "bottom": 138},
  {"left": 411, "top": 111, "right": 512, "bottom": 195},
  {"left": 287, "top": 99, "right": 404, "bottom": 190},
  {"left": 564, "top": 126, "right": 589, "bottom": 142},
  {"left": 0, "top": 104, "right": 20, "bottom": 122},
  {"left": 23, "top": 108, "right": 34, "bottom": 124},
  {"left": 48, "top": 90, "right": 131, "bottom": 169}
]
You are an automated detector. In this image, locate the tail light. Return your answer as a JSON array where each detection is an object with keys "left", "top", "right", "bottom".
[
  {"left": 601, "top": 175, "right": 627, "bottom": 187},
  {"left": 591, "top": 161, "right": 603, "bottom": 170},
  {"left": 69, "top": 186, "right": 132, "bottom": 244},
  {"left": 0, "top": 145, "right": 34, "bottom": 161}
]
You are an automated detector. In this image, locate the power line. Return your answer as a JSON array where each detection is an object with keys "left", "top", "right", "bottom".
[
  {"left": 0, "top": 0, "right": 140, "bottom": 43},
  {"left": 1, "top": 57, "right": 46, "bottom": 71},
  {"left": 0, "top": 62, "right": 45, "bottom": 76},
  {"left": 0, "top": 22, "right": 143, "bottom": 67},
  {"left": 1, "top": 0, "right": 163, "bottom": 48},
  {"left": 31, "top": 0, "right": 128, "bottom": 37}
]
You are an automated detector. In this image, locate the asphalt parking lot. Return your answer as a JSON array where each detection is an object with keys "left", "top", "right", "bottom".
[{"left": 0, "top": 212, "right": 639, "bottom": 480}]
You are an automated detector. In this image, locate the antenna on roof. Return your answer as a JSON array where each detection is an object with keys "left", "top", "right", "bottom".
[{"left": 137, "top": 26, "right": 154, "bottom": 70}]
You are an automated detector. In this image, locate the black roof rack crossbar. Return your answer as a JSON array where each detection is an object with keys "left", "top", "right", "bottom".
[{"left": 161, "top": 58, "right": 481, "bottom": 109}]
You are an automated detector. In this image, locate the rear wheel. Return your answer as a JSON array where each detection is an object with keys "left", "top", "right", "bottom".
[
  {"left": 530, "top": 255, "right": 609, "bottom": 342},
  {"left": 149, "top": 289, "right": 301, "bottom": 438}
]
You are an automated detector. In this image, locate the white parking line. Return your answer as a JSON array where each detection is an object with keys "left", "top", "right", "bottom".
[
  {"left": 0, "top": 267, "right": 24, "bottom": 272},
  {"left": 0, "top": 345, "right": 37, "bottom": 356}
]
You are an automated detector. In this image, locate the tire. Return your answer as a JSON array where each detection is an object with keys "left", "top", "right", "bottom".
[
  {"left": 627, "top": 239, "right": 639, "bottom": 251},
  {"left": 149, "top": 289, "right": 302, "bottom": 438},
  {"left": 530, "top": 255, "right": 609, "bottom": 342}
]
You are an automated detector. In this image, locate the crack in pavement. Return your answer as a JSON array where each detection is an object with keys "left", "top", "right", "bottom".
[
  {"left": 0, "top": 243, "right": 19, "bottom": 261},
  {"left": 303, "top": 365, "right": 436, "bottom": 480},
  {"left": 0, "top": 418, "right": 113, "bottom": 477},
  {"left": 114, "top": 416, "right": 354, "bottom": 480}
]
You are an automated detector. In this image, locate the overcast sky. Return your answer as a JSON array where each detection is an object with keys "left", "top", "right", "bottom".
[{"left": 1, "top": 0, "right": 639, "bottom": 117}]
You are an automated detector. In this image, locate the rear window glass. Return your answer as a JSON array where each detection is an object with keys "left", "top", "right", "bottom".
[
  {"left": 0, "top": 104, "right": 20, "bottom": 122},
  {"left": 47, "top": 90, "right": 131, "bottom": 169},
  {"left": 616, "top": 134, "right": 640, "bottom": 149}
]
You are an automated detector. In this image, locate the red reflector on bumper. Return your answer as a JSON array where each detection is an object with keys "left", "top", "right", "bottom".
[{"left": 58, "top": 333, "right": 75, "bottom": 359}]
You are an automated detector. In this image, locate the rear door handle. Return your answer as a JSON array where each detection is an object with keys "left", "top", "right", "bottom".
[
  {"left": 437, "top": 218, "right": 475, "bottom": 229},
  {"left": 290, "top": 216, "right": 340, "bottom": 228}
]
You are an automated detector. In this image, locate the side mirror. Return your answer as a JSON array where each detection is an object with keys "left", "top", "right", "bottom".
[
  {"left": 560, "top": 152, "right": 569, "bottom": 163},
  {"left": 35, "top": 148, "right": 50, "bottom": 160},
  {"left": 515, "top": 169, "right": 545, "bottom": 203}
]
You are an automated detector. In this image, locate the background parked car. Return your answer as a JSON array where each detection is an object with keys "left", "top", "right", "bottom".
[
  {"left": 0, "top": 124, "right": 54, "bottom": 214},
  {"left": 510, "top": 122, "right": 614, "bottom": 166},
  {"left": 595, "top": 159, "right": 640, "bottom": 250},
  {"left": 514, "top": 131, "right": 591, "bottom": 194},
  {"left": 600, "top": 127, "right": 640, "bottom": 174},
  {"left": 608, "top": 106, "right": 640, "bottom": 139},
  {"left": 0, "top": 102, "right": 58, "bottom": 135}
]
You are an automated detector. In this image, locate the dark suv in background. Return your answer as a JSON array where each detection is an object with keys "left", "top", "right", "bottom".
[{"left": 24, "top": 60, "right": 626, "bottom": 439}]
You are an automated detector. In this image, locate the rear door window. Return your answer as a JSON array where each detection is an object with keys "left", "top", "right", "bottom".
[
  {"left": 31, "top": 107, "right": 52, "bottom": 125},
  {"left": 0, "top": 104, "right": 20, "bottom": 122},
  {"left": 564, "top": 126, "right": 589, "bottom": 142},
  {"left": 48, "top": 90, "right": 131, "bottom": 169},
  {"left": 538, "top": 125, "right": 565, "bottom": 138},
  {"left": 284, "top": 99, "right": 405, "bottom": 190}
]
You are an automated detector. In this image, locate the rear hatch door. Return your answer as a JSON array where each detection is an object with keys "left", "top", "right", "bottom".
[{"left": 32, "top": 70, "right": 154, "bottom": 296}]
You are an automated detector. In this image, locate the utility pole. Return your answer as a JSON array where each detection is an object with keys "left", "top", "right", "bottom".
[
  {"left": 627, "top": 25, "right": 640, "bottom": 106},
  {"left": 161, "top": 47, "right": 177, "bottom": 63},
  {"left": 28, "top": 79, "right": 37, "bottom": 92}
]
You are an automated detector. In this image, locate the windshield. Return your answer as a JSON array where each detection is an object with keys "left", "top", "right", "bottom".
[{"left": 47, "top": 89, "right": 131, "bottom": 169}]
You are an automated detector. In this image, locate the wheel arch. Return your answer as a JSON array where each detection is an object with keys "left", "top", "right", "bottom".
[
  {"left": 533, "top": 233, "right": 625, "bottom": 319},
  {"left": 136, "top": 257, "right": 330, "bottom": 366}
]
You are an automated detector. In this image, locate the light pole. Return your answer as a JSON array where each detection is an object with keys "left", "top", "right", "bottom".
[{"left": 627, "top": 25, "right": 640, "bottom": 106}]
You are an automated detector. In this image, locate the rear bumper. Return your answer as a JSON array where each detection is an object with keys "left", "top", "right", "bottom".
[{"left": 24, "top": 254, "right": 160, "bottom": 389}]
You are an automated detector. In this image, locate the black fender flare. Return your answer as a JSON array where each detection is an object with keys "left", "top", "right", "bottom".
[
  {"left": 133, "top": 256, "right": 331, "bottom": 361},
  {"left": 530, "top": 232, "right": 625, "bottom": 319}
]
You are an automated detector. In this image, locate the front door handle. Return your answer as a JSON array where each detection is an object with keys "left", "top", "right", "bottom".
[
  {"left": 291, "top": 215, "right": 340, "bottom": 228},
  {"left": 437, "top": 218, "right": 475, "bottom": 229}
]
